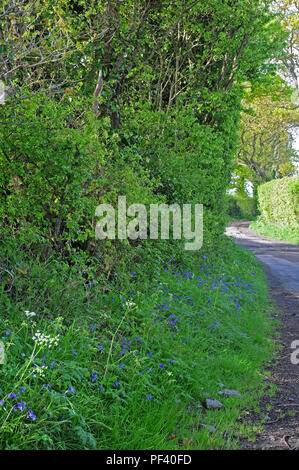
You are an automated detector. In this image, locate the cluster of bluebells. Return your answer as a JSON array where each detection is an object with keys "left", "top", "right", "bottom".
[
  {"left": 1, "top": 255, "right": 260, "bottom": 425},
  {"left": 94, "top": 256, "right": 259, "bottom": 399},
  {"left": 0, "top": 387, "right": 36, "bottom": 420}
]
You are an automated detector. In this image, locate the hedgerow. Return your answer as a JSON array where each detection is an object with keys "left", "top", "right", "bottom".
[{"left": 257, "top": 176, "right": 299, "bottom": 229}]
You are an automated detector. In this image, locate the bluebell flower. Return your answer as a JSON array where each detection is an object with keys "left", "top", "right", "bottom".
[
  {"left": 27, "top": 410, "right": 36, "bottom": 420},
  {"left": 16, "top": 401, "right": 26, "bottom": 411},
  {"left": 209, "top": 321, "right": 220, "bottom": 331},
  {"left": 91, "top": 372, "right": 98, "bottom": 382},
  {"left": 90, "top": 323, "right": 97, "bottom": 332}
]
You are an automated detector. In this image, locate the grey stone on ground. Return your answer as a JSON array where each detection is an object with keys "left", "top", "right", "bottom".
[
  {"left": 200, "top": 424, "right": 217, "bottom": 432},
  {"left": 218, "top": 389, "right": 241, "bottom": 397},
  {"left": 205, "top": 398, "right": 223, "bottom": 409}
]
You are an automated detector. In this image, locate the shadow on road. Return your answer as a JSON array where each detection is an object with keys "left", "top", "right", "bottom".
[{"left": 226, "top": 220, "right": 299, "bottom": 450}]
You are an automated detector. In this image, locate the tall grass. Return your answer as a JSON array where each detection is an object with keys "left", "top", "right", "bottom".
[{"left": 0, "top": 238, "right": 278, "bottom": 449}]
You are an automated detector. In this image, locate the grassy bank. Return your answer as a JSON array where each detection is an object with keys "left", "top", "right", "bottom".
[
  {"left": 250, "top": 219, "right": 299, "bottom": 245},
  {"left": 0, "top": 237, "right": 278, "bottom": 450}
]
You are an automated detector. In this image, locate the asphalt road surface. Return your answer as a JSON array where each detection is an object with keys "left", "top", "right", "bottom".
[
  {"left": 225, "top": 221, "right": 299, "bottom": 294},
  {"left": 226, "top": 220, "right": 299, "bottom": 450}
]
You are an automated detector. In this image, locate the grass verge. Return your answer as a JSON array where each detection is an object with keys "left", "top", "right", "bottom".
[
  {"left": 0, "top": 237, "right": 278, "bottom": 450},
  {"left": 250, "top": 219, "right": 299, "bottom": 245}
]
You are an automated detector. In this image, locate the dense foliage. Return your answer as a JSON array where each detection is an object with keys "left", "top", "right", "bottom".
[
  {"left": 0, "top": 0, "right": 285, "bottom": 268},
  {"left": 235, "top": 79, "right": 298, "bottom": 189},
  {"left": 226, "top": 194, "right": 257, "bottom": 220},
  {"left": 0, "top": 0, "right": 291, "bottom": 451},
  {"left": 256, "top": 175, "right": 299, "bottom": 229}
]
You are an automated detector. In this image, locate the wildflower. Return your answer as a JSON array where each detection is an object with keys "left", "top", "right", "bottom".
[
  {"left": 90, "top": 323, "right": 97, "bottom": 332},
  {"left": 91, "top": 371, "right": 98, "bottom": 382},
  {"left": 146, "top": 395, "right": 154, "bottom": 400},
  {"left": 159, "top": 364, "right": 165, "bottom": 369},
  {"left": 25, "top": 311, "right": 36, "bottom": 318},
  {"left": 50, "top": 361, "right": 56, "bottom": 369},
  {"left": 16, "top": 402, "right": 26, "bottom": 411},
  {"left": 32, "top": 364, "right": 47, "bottom": 377},
  {"left": 209, "top": 321, "right": 220, "bottom": 331},
  {"left": 68, "top": 386, "right": 76, "bottom": 394},
  {"left": 72, "top": 349, "right": 78, "bottom": 356},
  {"left": 98, "top": 345, "right": 103, "bottom": 351},
  {"left": 120, "top": 362, "right": 124, "bottom": 368},
  {"left": 27, "top": 410, "right": 36, "bottom": 420},
  {"left": 32, "top": 331, "right": 59, "bottom": 348},
  {"left": 113, "top": 382, "right": 120, "bottom": 387},
  {"left": 8, "top": 393, "right": 17, "bottom": 399}
]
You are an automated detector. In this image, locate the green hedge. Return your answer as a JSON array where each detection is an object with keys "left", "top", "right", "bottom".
[
  {"left": 226, "top": 194, "right": 257, "bottom": 220},
  {"left": 257, "top": 176, "right": 299, "bottom": 228}
]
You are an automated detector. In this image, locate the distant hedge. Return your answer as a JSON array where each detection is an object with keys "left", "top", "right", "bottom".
[
  {"left": 257, "top": 176, "right": 299, "bottom": 228},
  {"left": 226, "top": 194, "right": 257, "bottom": 220}
]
